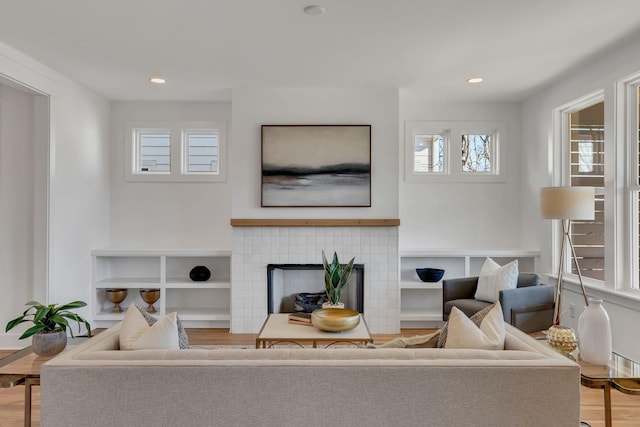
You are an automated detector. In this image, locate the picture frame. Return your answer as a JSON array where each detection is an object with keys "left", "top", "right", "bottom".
[{"left": 261, "top": 125, "right": 371, "bottom": 207}]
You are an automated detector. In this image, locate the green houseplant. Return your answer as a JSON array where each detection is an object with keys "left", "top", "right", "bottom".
[
  {"left": 322, "top": 250, "right": 356, "bottom": 307},
  {"left": 5, "top": 300, "right": 92, "bottom": 356}
]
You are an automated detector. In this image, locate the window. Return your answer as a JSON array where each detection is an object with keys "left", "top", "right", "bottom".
[
  {"left": 136, "top": 130, "right": 171, "bottom": 173},
  {"left": 183, "top": 130, "right": 219, "bottom": 174},
  {"left": 405, "top": 121, "right": 504, "bottom": 182},
  {"left": 461, "top": 132, "right": 496, "bottom": 173},
  {"left": 126, "top": 121, "right": 227, "bottom": 182},
  {"left": 627, "top": 81, "right": 640, "bottom": 289},
  {"left": 413, "top": 132, "right": 446, "bottom": 173},
  {"left": 568, "top": 102, "right": 605, "bottom": 281}
]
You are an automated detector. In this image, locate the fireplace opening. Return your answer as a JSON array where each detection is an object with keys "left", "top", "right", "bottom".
[{"left": 267, "top": 264, "right": 364, "bottom": 314}]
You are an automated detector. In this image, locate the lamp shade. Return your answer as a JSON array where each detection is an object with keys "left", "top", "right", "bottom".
[{"left": 540, "top": 186, "right": 595, "bottom": 220}]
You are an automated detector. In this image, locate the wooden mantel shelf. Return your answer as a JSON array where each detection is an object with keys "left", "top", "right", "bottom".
[{"left": 230, "top": 219, "right": 400, "bottom": 227}]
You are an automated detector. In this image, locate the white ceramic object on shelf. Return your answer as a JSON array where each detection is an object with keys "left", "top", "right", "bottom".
[{"left": 578, "top": 298, "right": 612, "bottom": 365}]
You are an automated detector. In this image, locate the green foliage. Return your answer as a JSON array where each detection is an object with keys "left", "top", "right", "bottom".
[
  {"left": 5, "top": 300, "right": 92, "bottom": 340},
  {"left": 322, "top": 250, "right": 356, "bottom": 304}
]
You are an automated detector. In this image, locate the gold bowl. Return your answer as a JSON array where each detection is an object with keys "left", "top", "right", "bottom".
[
  {"left": 140, "top": 288, "right": 161, "bottom": 313},
  {"left": 106, "top": 288, "right": 128, "bottom": 313},
  {"left": 311, "top": 308, "right": 360, "bottom": 332}
]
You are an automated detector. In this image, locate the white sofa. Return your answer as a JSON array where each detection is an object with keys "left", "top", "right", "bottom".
[{"left": 41, "top": 323, "right": 580, "bottom": 427}]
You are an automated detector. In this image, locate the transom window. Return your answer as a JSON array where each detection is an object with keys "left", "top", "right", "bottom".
[
  {"left": 461, "top": 133, "right": 494, "bottom": 173},
  {"left": 405, "top": 121, "right": 504, "bottom": 182},
  {"left": 126, "top": 121, "right": 227, "bottom": 183},
  {"left": 413, "top": 133, "right": 445, "bottom": 173},
  {"left": 136, "top": 130, "right": 171, "bottom": 173},
  {"left": 183, "top": 130, "right": 220, "bottom": 173}
]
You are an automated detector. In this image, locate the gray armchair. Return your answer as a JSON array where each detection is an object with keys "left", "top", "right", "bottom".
[{"left": 442, "top": 273, "right": 555, "bottom": 333}]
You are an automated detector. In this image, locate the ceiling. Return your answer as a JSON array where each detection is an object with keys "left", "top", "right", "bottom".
[{"left": 2, "top": 0, "right": 640, "bottom": 102}]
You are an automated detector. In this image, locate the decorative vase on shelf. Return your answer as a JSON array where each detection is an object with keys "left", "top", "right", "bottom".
[
  {"left": 189, "top": 266, "right": 211, "bottom": 282},
  {"left": 578, "top": 298, "right": 612, "bottom": 365}
]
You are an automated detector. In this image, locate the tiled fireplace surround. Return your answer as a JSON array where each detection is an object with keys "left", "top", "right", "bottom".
[{"left": 231, "top": 225, "right": 399, "bottom": 334}]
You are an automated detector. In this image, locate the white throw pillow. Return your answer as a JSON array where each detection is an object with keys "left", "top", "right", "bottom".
[
  {"left": 474, "top": 257, "right": 518, "bottom": 303},
  {"left": 444, "top": 302, "right": 506, "bottom": 350},
  {"left": 119, "top": 305, "right": 179, "bottom": 350}
]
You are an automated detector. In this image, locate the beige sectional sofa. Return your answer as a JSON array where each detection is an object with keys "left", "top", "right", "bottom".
[{"left": 41, "top": 323, "right": 580, "bottom": 427}]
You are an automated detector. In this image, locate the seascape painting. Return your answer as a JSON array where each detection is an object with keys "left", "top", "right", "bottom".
[{"left": 261, "top": 125, "right": 371, "bottom": 207}]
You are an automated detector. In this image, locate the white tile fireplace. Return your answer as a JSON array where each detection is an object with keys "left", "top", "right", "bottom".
[{"left": 231, "top": 222, "right": 400, "bottom": 333}]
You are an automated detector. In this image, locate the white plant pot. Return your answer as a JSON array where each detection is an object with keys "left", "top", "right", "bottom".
[{"left": 322, "top": 302, "right": 344, "bottom": 309}]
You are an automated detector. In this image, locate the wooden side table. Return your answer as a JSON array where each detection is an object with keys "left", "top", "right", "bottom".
[
  {"left": 0, "top": 337, "right": 90, "bottom": 427},
  {"left": 0, "top": 347, "right": 45, "bottom": 427}
]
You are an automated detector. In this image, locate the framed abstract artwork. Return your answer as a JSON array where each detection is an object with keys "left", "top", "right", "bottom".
[{"left": 261, "top": 125, "right": 371, "bottom": 207}]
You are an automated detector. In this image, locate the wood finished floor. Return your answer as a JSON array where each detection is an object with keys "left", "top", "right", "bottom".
[{"left": 1, "top": 328, "right": 638, "bottom": 427}]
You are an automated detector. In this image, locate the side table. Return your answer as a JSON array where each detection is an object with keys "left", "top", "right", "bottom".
[
  {"left": 578, "top": 352, "right": 640, "bottom": 427},
  {"left": 0, "top": 346, "right": 43, "bottom": 427},
  {"left": 0, "top": 337, "right": 90, "bottom": 427}
]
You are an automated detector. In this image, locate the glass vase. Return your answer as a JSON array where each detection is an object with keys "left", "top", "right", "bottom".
[{"left": 578, "top": 298, "right": 612, "bottom": 365}]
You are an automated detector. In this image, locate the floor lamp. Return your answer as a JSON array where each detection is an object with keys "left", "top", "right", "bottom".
[{"left": 540, "top": 186, "right": 595, "bottom": 325}]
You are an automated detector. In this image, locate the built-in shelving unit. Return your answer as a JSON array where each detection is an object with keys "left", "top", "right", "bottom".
[
  {"left": 399, "top": 250, "right": 540, "bottom": 328},
  {"left": 91, "top": 249, "right": 231, "bottom": 328}
]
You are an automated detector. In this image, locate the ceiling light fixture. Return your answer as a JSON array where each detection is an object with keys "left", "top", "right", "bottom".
[
  {"left": 149, "top": 77, "right": 166, "bottom": 84},
  {"left": 467, "top": 77, "right": 484, "bottom": 84},
  {"left": 303, "top": 5, "right": 325, "bottom": 16}
]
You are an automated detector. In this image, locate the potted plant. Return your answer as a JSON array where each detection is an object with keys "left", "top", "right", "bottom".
[
  {"left": 321, "top": 250, "right": 355, "bottom": 309},
  {"left": 5, "top": 300, "right": 92, "bottom": 356}
]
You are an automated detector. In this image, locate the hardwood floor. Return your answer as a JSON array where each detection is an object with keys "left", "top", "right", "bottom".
[{"left": 1, "top": 329, "right": 638, "bottom": 427}]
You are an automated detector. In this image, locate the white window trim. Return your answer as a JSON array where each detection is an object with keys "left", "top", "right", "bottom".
[
  {"left": 404, "top": 120, "right": 506, "bottom": 183},
  {"left": 125, "top": 120, "right": 227, "bottom": 183},
  {"left": 618, "top": 71, "right": 640, "bottom": 293}
]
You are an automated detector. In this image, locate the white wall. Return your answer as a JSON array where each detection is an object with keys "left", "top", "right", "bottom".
[
  {"left": 399, "top": 92, "right": 524, "bottom": 250},
  {"left": 110, "top": 102, "right": 232, "bottom": 249},
  {"left": 231, "top": 88, "right": 399, "bottom": 218},
  {"left": 522, "top": 35, "right": 640, "bottom": 360},
  {"left": 0, "top": 42, "right": 111, "bottom": 348}
]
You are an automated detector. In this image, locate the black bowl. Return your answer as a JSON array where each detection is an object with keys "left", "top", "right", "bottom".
[
  {"left": 416, "top": 268, "right": 445, "bottom": 282},
  {"left": 189, "top": 265, "right": 212, "bottom": 282}
]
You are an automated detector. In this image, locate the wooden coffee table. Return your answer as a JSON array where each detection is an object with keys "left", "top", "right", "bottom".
[{"left": 256, "top": 313, "right": 373, "bottom": 348}]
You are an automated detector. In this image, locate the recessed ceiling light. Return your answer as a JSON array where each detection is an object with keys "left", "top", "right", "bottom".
[
  {"left": 467, "top": 77, "right": 483, "bottom": 84},
  {"left": 303, "top": 5, "right": 325, "bottom": 16},
  {"left": 149, "top": 77, "right": 166, "bottom": 84}
]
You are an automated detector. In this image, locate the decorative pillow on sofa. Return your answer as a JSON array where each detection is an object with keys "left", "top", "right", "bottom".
[
  {"left": 137, "top": 305, "right": 189, "bottom": 349},
  {"left": 367, "top": 331, "right": 440, "bottom": 349},
  {"left": 444, "top": 302, "right": 505, "bottom": 350},
  {"left": 437, "top": 303, "right": 494, "bottom": 348},
  {"left": 120, "top": 305, "right": 180, "bottom": 350},
  {"left": 474, "top": 257, "right": 518, "bottom": 303}
]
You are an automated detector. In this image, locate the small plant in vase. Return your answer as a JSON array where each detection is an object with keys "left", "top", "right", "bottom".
[
  {"left": 321, "top": 250, "right": 355, "bottom": 309},
  {"left": 5, "top": 300, "right": 92, "bottom": 356}
]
